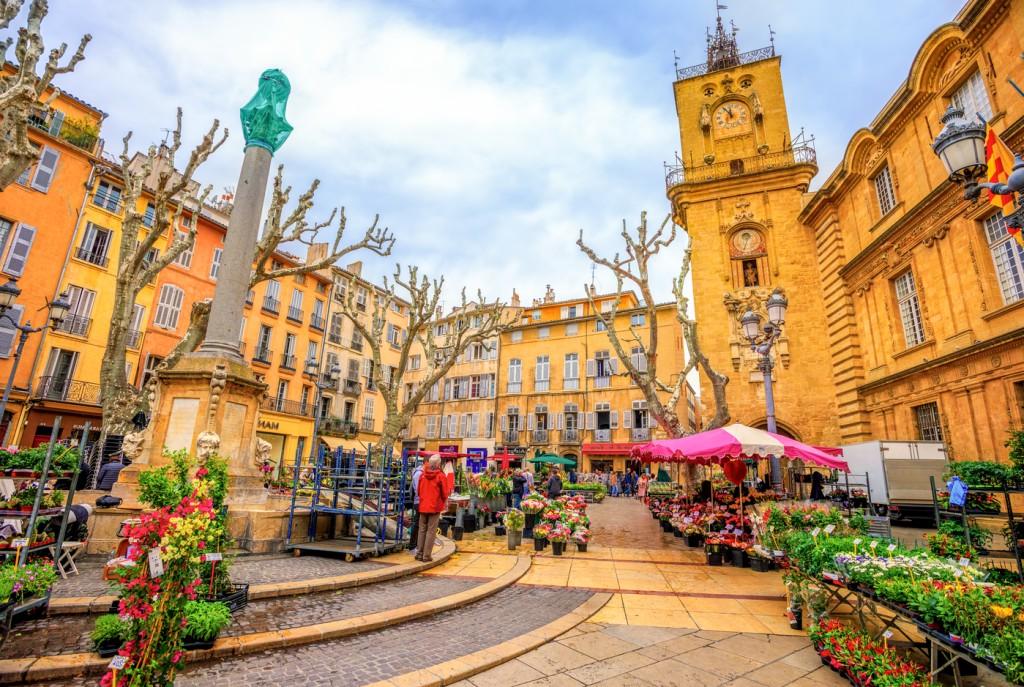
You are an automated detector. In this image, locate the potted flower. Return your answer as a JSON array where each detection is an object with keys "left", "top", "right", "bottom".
[
  {"left": 729, "top": 541, "right": 751, "bottom": 567},
  {"left": 682, "top": 524, "right": 704, "bottom": 548},
  {"left": 572, "top": 528, "right": 590, "bottom": 553},
  {"left": 658, "top": 510, "right": 673, "bottom": 532},
  {"left": 548, "top": 524, "right": 571, "bottom": 556},
  {"left": 521, "top": 497, "right": 546, "bottom": 536},
  {"left": 748, "top": 547, "right": 774, "bottom": 573},
  {"left": 532, "top": 523, "right": 551, "bottom": 552},
  {"left": 91, "top": 613, "right": 130, "bottom": 657},
  {"left": 705, "top": 535, "right": 724, "bottom": 566},
  {"left": 183, "top": 600, "right": 232, "bottom": 650},
  {"left": 494, "top": 509, "right": 507, "bottom": 536},
  {"left": 503, "top": 508, "right": 524, "bottom": 550}
]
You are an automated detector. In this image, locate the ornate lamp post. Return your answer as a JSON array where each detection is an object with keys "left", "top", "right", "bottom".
[
  {"left": 931, "top": 104, "right": 1024, "bottom": 225},
  {"left": 0, "top": 279, "right": 71, "bottom": 444},
  {"left": 740, "top": 289, "right": 788, "bottom": 490}
]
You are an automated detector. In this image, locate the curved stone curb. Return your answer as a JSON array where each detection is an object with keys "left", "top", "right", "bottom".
[
  {"left": 48, "top": 537, "right": 457, "bottom": 615},
  {"left": 362, "top": 592, "right": 613, "bottom": 687},
  {"left": 0, "top": 549, "right": 529, "bottom": 685}
]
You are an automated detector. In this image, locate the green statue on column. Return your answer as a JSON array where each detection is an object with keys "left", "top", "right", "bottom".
[{"left": 240, "top": 68, "right": 294, "bottom": 153}]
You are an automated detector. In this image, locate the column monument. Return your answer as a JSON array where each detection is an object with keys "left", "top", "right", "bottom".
[{"left": 109, "top": 70, "right": 299, "bottom": 551}]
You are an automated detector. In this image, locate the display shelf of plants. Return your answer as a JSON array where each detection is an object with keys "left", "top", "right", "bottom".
[
  {"left": 762, "top": 503, "right": 1024, "bottom": 685},
  {"left": 564, "top": 482, "right": 607, "bottom": 502},
  {"left": 93, "top": 449, "right": 242, "bottom": 684},
  {"left": 515, "top": 494, "right": 591, "bottom": 555}
]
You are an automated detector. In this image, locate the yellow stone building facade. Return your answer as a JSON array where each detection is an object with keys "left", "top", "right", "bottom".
[
  {"left": 666, "top": 17, "right": 837, "bottom": 445},
  {"left": 800, "top": 0, "right": 1024, "bottom": 461}
]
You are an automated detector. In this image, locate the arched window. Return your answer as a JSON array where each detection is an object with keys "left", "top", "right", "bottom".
[{"left": 729, "top": 227, "right": 769, "bottom": 289}]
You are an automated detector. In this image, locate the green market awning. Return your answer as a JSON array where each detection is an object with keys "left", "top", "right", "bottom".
[{"left": 528, "top": 453, "right": 577, "bottom": 466}]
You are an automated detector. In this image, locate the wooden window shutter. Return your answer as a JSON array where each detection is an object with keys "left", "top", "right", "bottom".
[
  {"left": 609, "top": 358, "right": 619, "bottom": 374},
  {"left": 527, "top": 414, "right": 535, "bottom": 430},
  {"left": 610, "top": 411, "right": 619, "bottom": 429},
  {"left": 31, "top": 146, "right": 60, "bottom": 192},
  {"left": 585, "top": 358, "right": 596, "bottom": 378},
  {"left": 3, "top": 224, "right": 36, "bottom": 276},
  {"left": 585, "top": 412, "right": 596, "bottom": 430},
  {"left": 623, "top": 410, "right": 632, "bottom": 428},
  {"left": 500, "top": 414, "right": 507, "bottom": 431},
  {"left": 556, "top": 413, "right": 564, "bottom": 430}
]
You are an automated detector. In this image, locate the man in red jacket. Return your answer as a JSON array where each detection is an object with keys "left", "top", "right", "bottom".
[{"left": 415, "top": 455, "right": 451, "bottom": 562}]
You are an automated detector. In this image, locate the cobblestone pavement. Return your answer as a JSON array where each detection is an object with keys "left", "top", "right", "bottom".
[
  {"left": 5, "top": 574, "right": 477, "bottom": 659},
  {"left": 50, "top": 552, "right": 387, "bottom": 598},
  {"left": 173, "top": 587, "right": 593, "bottom": 687},
  {"left": 453, "top": 622, "right": 850, "bottom": 687}
]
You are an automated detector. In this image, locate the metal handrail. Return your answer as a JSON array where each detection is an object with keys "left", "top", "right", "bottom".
[
  {"left": 262, "top": 297, "right": 280, "bottom": 313},
  {"left": 286, "top": 306, "right": 304, "bottom": 322},
  {"left": 74, "top": 246, "right": 109, "bottom": 268},
  {"left": 676, "top": 45, "right": 775, "bottom": 80},
  {"left": 35, "top": 376, "right": 102, "bottom": 404},
  {"left": 665, "top": 143, "right": 817, "bottom": 188},
  {"left": 54, "top": 314, "right": 91, "bottom": 337}
]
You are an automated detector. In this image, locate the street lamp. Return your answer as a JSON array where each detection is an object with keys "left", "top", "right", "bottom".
[
  {"left": 741, "top": 289, "right": 789, "bottom": 491},
  {"left": 0, "top": 282, "right": 73, "bottom": 444}
]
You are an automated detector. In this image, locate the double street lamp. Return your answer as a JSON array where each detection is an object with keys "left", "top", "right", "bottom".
[
  {"left": 0, "top": 279, "right": 72, "bottom": 443},
  {"left": 739, "top": 290, "right": 789, "bottom": 491}
]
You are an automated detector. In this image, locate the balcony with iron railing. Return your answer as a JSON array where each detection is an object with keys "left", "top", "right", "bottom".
[
  {"left": 261, "top": 397, "right": 314, "bottom": 417},
  {"left": 126, "top": 329, "right": 142, "bottom": 350},
  {"left": 361, "top": 416, "right": 375, "bottom": 431},
  {"left": 53, "top": 314, "right": 91, "bottom": 337},
  {"left": 286, "top": 306, "right": 304, "bottom": 323},
  {"left": 262, "top": 297, "right": 280, "bottom": 314},
  {"left": 74, "top": 245, "right": 109, "bottom": 268},
  {"left": 593, "top": 429, "right": 612, "bottom": 442},
  {"left": 342, "top": 378, "right": 362, "bottom": 397},
  {"left": 503, "top": 430, "right": 520, "bottom": 445},
  {"left": 310, "top": 313, "right": 326, "bottom": 331},
  {"left": 530, "top": 429, "right": 548, "bottom": 444},
  {"left": 35, "top": 376, "right": 102, "bottom": 405},
  {"left": 91, "top": 191, "right": 123, "bottom": 215},
  {"left": 664, "top": 143, "right": 816, "bottom": 188},
  {"left": 28, "top": 107, "right": 101, "bottom": 153},
  {"left": 328, "top": 332, "right": 342, "bottom": 344},
  {"left": 252, "top": 347, "right": 273, "bottom": 365},
  {"left": 350, "top": 339, "right": 363, "bottom": 352},
  {"left": 675, "top": 45, "right": 775, "bottom": 80},
  {"left": 280, "top": 353, "right": 296, "bottom": 369},
  {"left": 320, "top": 417, "right": 359, "bottom": 438},
  {"left": 631, "top": 427, "right": 651, "bottom": 442},
  {"left": 561, "top": 428, "right": 581, "bottom": 444}
]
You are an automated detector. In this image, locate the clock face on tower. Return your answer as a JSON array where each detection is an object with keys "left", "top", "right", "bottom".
[{"left": 713, "top": 102, "right": 751, "bottom": 137}]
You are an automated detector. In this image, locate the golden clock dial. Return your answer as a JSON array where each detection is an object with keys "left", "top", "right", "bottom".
[{"left": 713, "top": 102, "right": 751, "bottom": 136}]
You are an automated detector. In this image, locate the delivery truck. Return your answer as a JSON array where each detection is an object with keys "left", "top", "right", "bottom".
[{"left": 838, "top": 440, "right": 947, "bottom": 521}]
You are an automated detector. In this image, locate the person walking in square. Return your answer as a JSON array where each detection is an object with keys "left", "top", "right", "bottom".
[
  {"left": 408, "top": 459, "right": 424, "bottom": 557},
  {"left": 415, "top": 455, "right": 451, "bottom": 562},
  {"left": 511, "top": 468, "right": 526, "bottom": 509}
]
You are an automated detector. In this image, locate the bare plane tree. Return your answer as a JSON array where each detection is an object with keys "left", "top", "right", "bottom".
[
  {"left": 577, "top": 211, "right": 729, "bottom": 436},
  {"left": 0, "top": 0, "right": 91, "bottom": 189},
  {"left": 101, "top": 117, "right": 395, "bottom": 442},
  {"left": 337, "top": 265, "right": 509, "bottom": 450}
]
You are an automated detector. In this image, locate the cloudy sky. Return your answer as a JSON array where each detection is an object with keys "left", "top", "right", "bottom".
[{"left": 37, "top": 0, "right": 962, "bottom": 306}]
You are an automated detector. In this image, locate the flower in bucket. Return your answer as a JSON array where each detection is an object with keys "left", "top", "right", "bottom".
[
  {"left": 572, "top": 528, "right": 591, "bottom": 544},
  {"left": 548, "top": 524, "right": 571, "bottom": 544},
  {"left": 542, "top": 507, "right": 562, "bottom": 523},
  {"left": 532, "top": 523, "right": 552, "bottom": 540},
  {"left": 503, "top": 508, "right": 525, "bottom": 530},
  {"left": 521, "top": 497, "right": 546, "bottom": 514}
]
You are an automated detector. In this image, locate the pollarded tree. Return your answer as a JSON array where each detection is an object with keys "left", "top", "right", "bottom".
[
  {"left": 0, "top": 0, "right": 90, "bottom": 189},
  {"left": 337, "top": 265, "right": 510, "bottom": 450},
  {"left": 577, "top": 211, "right": 730, "bottom": 437},
  {"left": 100, "top": 114, "right": 394, "bottom": 442}
]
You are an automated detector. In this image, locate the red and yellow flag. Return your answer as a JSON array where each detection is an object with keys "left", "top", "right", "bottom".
[{"left": 985, "top": 124, "right": 1024, "bottom": 247}]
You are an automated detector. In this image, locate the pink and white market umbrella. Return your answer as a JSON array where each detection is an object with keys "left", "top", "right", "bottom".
[{"left": 630, "top": 423, "right": 848, "bottom": 472}]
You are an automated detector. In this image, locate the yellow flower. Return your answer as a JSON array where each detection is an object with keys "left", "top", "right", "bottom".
[{"left": 991, "top": 605, "right": 1013, "bottom": 619}]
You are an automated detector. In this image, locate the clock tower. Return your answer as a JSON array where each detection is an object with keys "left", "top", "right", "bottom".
[{"left": 666, "top": 14, "right": 839, "bottom": 446}]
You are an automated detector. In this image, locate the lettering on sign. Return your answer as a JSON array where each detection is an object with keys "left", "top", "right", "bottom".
[
  {"left": 109, "top": 656, "right": 128, "bottom": 670},
  {"left": 148, "top": 548, "right": 164, "bottom": 578},
  {"left": 810, "top": 527, "right": 821, "bottom": 537},
  {"left": 203, "top": 552, "right": 223, "bottom": 562},
  {"left": 869, "top": 540, "right": 879, "bottom": 549},
  {"left": 887, "top": 543, "right": 897, "bottom": 553},
  {"left": 258, "top": 420, "right": 280, "bottom": 430},
  {"left": 823, "top": 524, "right": 836, "bottom": 535}
]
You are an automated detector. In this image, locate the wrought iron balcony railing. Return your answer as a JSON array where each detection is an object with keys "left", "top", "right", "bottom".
[
  {"left": 675, "top": 45, "right": 775, "bottom": 80},
  {"left": 262, "top": 297, "right": 280, "bottom": 313},
  {"left": 54, "top": 314, "right": 91, "bottom": 337},
  {"left": 261, "top": 397, "right": 315, "bottom": 417},
  {"left": 631, "top": 427, "right": 651, "bottom": 442},
  {"left": 35, "top": 376, "right": 101, "bottom": 405},
  {"left": 361, "top": 416, "right": 375, "bottom": 431},
  {"left": 561, "top": 428, "right": 581, "bottom": 444},
  {"left": 280, "top": 353, "right": 296, "bottom": 369},
  {"left": 350, "top": 339, "right": 363, "bottom": 352},
  {"left": 530, "top": 429, "right": 548, "bottom": 444},
  {"left": 320, "top": 417, "right": 359, "bottom": 438},
  {"left": 126, "top": 329, "right": 142, "bottom": 349},
  {"left": 286, "top": 306, "right": 303, "bottom": 322},
  {"left": 665, "top": 143, "right": 816, "bottom": 188},
  {"left": 342, "top": 378, "right": 362, "bottom": 397},
  {"left": 253, "top": 347, "right": 273, "bottom": 365},
  {"left": 28, "top": 107, "right": 99, "bottom": 152},
  {"left": 593, "top": 429, "right": 611, "bottom": 442},
  {"left": 328, "top": 332, "right": 342, "bottom": 344},
  {"left": 503, "top": 430, "right": 520, "bottom": 445},
  {"left": 92, "top": 191, "right": 123, "bottom": 214},
  {"left": 310, "top": 314, "right": 326, "bottom": 331},
  {"left": 75, "top": 246, "right": 109, "bottom": 268}
]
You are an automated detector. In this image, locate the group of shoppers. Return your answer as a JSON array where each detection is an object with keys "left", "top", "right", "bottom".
[{"left": 573, "top": 469, "right": 649, "bottom": 498}]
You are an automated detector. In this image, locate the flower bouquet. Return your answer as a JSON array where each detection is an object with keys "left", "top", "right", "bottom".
[
  {"left": 705, "top": 535, "right": 725, "bottom": 566},
  {"left": 572, "top": 527, "right": 590, "bottom": 553},
  {"left": 548, "top": 524, "right": 571, "bottom": 556},
  {"left": 682, "top": 523, "right": 704, "bottom": 547},
  {"left": 503, "top": 508, "right": 524, "bottom": 550},
  {"left": 532, "top": 523, "right": 551, "bottom": 551},
  {"left": 521, "top": 497, "right": 546, "bottom": 515}
]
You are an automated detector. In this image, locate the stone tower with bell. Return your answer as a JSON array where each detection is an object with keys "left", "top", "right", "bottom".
[{"left": 665, "top": 11, "right": 838, "bottom": 445}]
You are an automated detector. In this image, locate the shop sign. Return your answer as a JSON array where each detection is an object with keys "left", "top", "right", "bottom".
[
  {"left": 439, "top": 444, "right": 459, "bottom": 454},
  {"left": 258, "top": 420, "right": 280, "bottom": 430},
  {"left": 466, "top": 447, "right": 488, "bottom": 474}
]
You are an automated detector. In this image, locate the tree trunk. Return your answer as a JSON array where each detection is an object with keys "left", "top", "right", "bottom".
[{"left": 99, "top": 277, "right": 141, "bottom": 450}]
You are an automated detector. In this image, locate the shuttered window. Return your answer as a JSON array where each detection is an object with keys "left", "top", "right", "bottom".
[
  {"left": 0, "top": 305, "right": 24, "bottom": 357},
  {"left": 154, "top": 285, "right": 184, "bottom": 329},
  {"left": 210, "top": 247, "right": 223, "bottom": 279},
  {"left": 30, "top": 146, "right": 60, "bottom": 192},
  {"left": 3, "top": 224, "right": 35, "bottom": 276}
]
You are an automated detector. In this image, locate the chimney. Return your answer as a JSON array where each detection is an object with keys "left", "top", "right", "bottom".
[
  {"left": 306, "top": 242, "right": 328, "bottom": 265},
  {"left": 346, "top": 261, "right": 363, "bottom": 277},
  {"left": 511, "top": 289, "right": 520, "bottom": 307}
]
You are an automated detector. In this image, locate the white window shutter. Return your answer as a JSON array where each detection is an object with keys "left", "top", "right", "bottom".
[
  {"left": 609, "top": 358, "right": 619, "bottom": 374},
  {"left": 586, "top": 412, "right": 596, "bottom": 430},
  {"left": 557, "top": 413, "right": 564, "bottom": 430},
  {"left": 527, "top": 414, "right": 535, "bottom": 430},
  {"left": 31, "top": 146, "right": 60, "bottom": 192},
  {"left": 623, "top": 410, "right": 632, "bottom": 428},
  {"left": 610, "top": 411, "right": 619, "bottom": 429},
  {"left": 0, "top": 305, "right": 24, "bottom": 357},
  {"left": 47, "top": 111, "right": 65, "bottom": 137},
  {"left": 560, "top": 306, "right": 568, "bottom": 318},
  {"left": 577, "top": 412, "right": 585, "bottom": 429},
  {"left": 585, "top": 359, "right": 596, "bottom": 378},
  {"left": 363, "top": 359, "right": 372, "bottom": 378},
  {"left": 500, "top": 414, "right": 507, "bottom": 431},
  {"left": 639, "top": 353, "right": 648, "bottom": 373},
  {"left": 3, "top": 224, "right": 36, "bottom": 276}
]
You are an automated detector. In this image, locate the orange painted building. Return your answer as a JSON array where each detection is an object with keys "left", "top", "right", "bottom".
[{"left": 0, "top": 86, "right": 105, "bottom": 445}]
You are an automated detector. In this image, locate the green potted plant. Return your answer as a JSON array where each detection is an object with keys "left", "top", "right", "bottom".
[
  {"left": 503, "top": 508, "right": 524, "bottom": 550},
  {"left": 183, "top": 600, "right": 232, "bottom": 650},
  {"left": 91, "top": 613, "right": 130, "bottom": 657}
]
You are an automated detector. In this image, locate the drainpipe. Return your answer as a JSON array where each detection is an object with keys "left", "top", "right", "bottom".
[{"left": 9, "top": 163, "right": 98, "bottom": 447}]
